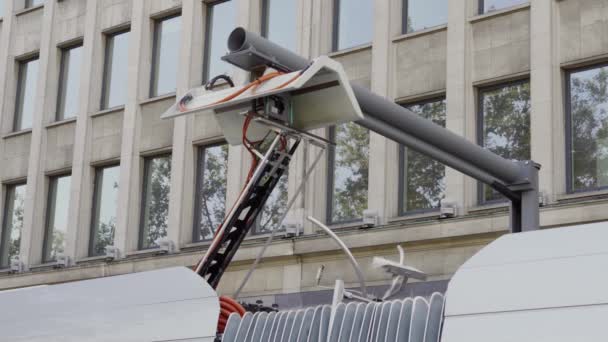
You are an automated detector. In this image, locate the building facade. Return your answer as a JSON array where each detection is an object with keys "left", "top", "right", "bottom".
[{"left": 0, "top": 0, "right": 607, "bottom": 306}]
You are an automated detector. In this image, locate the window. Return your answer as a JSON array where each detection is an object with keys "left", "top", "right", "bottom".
[
  {"left": 403, "top": 0, "right": 447, "bottom": 34},
  {"left": 327, "top": 123, "right": 369, "bottom": 223},
  {"left": 0, "top": 184, "right": 26, "bottom": 268},
  {"left": 89, "top": 165, "right": 120, "bottom": 256},
  {"left": 139, "top": 154, "right": 171, "bottom": 249},
  {"left": 479, "top": 0, "right": 528, "bottom": 14},
  {"left": 333, "top": 0, "right": 374, "bottom": 51},
  {"left": 400, "top": 98, "right": 446, "bottom": 214},
  {"left": 101, "top": 30, "right": 130, "bottom": 110},
  {"left": 56, "top": 44, "right": 83, "bottom": 121},
  {"left": 262, "top": 0, "right": 297, "bottom": 52},
  {"left": 478, "top": 80, "right": 530, "bottom": 202},
  {"left": 193, "top": 144, "right": 228, "bottom": 242},
  {"left": 151, "top": 15, "right": 181, "bottom": 97},
  {"left": 255, "top": 169, "right": 288, "bottom": 235},
  {"left": 204, "top": 0, "right": 235, "bottom": 82},
  {"left": 566, "top": 64, "right": 608, "bottom": 193},
  {"left": 25, "top": 0, "right": 44, "bottom": 8},
  {"left": 14, "top": 57, "right": 39, "bottom": 132},
  {"left": 43, "top": 175, "right": 71, "bottom": 262}
]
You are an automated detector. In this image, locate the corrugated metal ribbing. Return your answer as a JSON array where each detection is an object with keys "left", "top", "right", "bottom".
[{"left": 223, "top": 293, "right": 445, "bottom": 342}]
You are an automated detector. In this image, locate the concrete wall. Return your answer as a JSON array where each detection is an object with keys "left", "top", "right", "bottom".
[{"left": 0, "top": 0, "right": 607, "bottom": 305}]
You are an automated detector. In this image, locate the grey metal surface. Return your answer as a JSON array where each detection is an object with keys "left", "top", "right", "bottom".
[
  {"left": 224, "top": 27, "right": 540, "bottom": 233},
  {"left": 222, "top": 294, "right": 445, "bottom": 342},
  {"left": 0, "top": 267, "right": 219, "bottom": 341}
]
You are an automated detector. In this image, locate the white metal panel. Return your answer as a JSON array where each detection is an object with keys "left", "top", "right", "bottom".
[
  {"left": 223, "top": 313, "right": 242, "bottom": 342},
  {"left": 261, "top": 311, "right": 278, "bottom": 341},
  {"left": 374, "top": 301, "right": 392, "bottom": 342},
  {"left": 0, "top": 267, "right": 218, "bottom": 342},
  {"left": 424, "top": 293, "right": 444, "bottom": 342},
  {"left": 281, "top": 311, "right": 297, "bottom": 342},
  {"left": 441, "top": 304, "right": 608, "bottom": 342},
  {"left": 250, "top": 311, "right": 268, "bottom": 341},
  {"left": 288, "top": 310, "right": 306, "bottom": 342},
  {"left": 446, "top": 223, "right": 608, "bottom": 316},
  {"left": 337, "top": 302, "right": 358, "bottom": 342},
  {"left": 307, "top": 305, "right": 324, "bottom": 342},
  {"left": 296, "top": 308, "right": 315, "bottom": 342},
  {"left": 409, "top": 297, "right": 429, "bottom": 342},
  {"left": 396, "top": 298, "right": 413, "bottom": 342},
  {"left": 357, "top": 302, "right": 377, "bottom": 342},
  {"left": 385, "top": 300, "right": 403, "bottom": 342}
]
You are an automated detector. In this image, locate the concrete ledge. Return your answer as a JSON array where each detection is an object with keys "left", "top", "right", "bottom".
[
  {"left": 468, "top": 2, "right": 531, "bottom": 24},
  {"left": 91, "top": 105, "right": 125, "bottom": 118},
  {"left": 15, "top": 4, "right": 44, "bottom": 17},
  {"left": 392, "top": 25, "right": 448, "bottom": 43},
  {"left": 328, "top": 43, "right": 372, "bottom": 58},
  {"left": 140, "top": 92, "right": 176, "bottom": 106},
  {"left": 2, "top": 129, "right": 32, "bottom": 139},
  {"left": 45, "top": 117, "right": 77, "bottom": 129}
]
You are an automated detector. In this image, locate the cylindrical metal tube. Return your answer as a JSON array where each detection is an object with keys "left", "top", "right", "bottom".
[
  {"left": 227, "top": 27, "right": 524, "bottom": 184},
  {"left": 359, "top": 115, "right": 500, "bottom": 186}
]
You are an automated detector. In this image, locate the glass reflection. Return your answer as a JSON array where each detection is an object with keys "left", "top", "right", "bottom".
[
  {"left": 90, "top": 166, "right": 120, "bottom": 256},
  {"left": 0, "top": 184, "right": 26, "bottom": 268},
  {"left": 45, "top": 175, "right": 71, "bottom": 261},
  {"left": 140, "top": 155, "right": 171, "bottom": 249},
  {"left": 151, "top": 15, "right": 181, "bottom": 97},
  {"left": 205, "top": 0, "right": 235, "bottom": 81},
  {"left": 194, "top": 144, "right": 228, "bottom": 241},
  {"left": 263, "top": 0, "right": 297, "bottom": 52},
  {"left": 57, "top": 45, "right": 83, "bottom": 120},
  {"left": 404, "top": 0, "right": 447, "bottom": 33},
  {"left": 335, "top": 0, "right": 374, "bottom": 51},
  {"left": 103, "top": 31, "right": 129, "bottom": 109},
  {"left": 15, "top": 58, "right": 39, "bottom": 131}
]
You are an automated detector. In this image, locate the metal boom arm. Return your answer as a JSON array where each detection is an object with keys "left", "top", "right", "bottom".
[{"left": 223, "top": 27, "right": 540, "bottom": 233}]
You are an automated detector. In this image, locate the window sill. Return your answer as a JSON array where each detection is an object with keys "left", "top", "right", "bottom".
[
  {"left": 15, "top": 4, "right": 44, "bottom": 16},
  {"left": 183, "top": 241, "right": 211, "bottom": 250},
  {"left": 45, "top": 117, "right": 77, "bottom": 129},
  {"left": 469, "top": 2, "right": 530, "bottom": 23},
  {"left": 392, "top": 24, "right": 448, "bottom": 43},
  {"left": 389, "top": 210, "right": 440, "bottom": 223},
  {"left": 468, "top": 202, "right": 509, "bottom": 214},
  {"left": 326, "top": 220, "right": 365, "bottom": 231},
  {"left": 141, "top": 92, "right": 176, "bottom": 105},
  {"left": 91, "top": 105, "right": 125, "bottom": 118},
  {"left": 328, "top": 43, "right": 372, "bottom": 58},
  {"left": 0, "top": 268, "right": 12, "bottom": 274},
  {"left": 2, "top": 128, "right": 33, "bottom": 139},
  {"left": 126, "top": 248, "right": 165, "bottom": 258},
  {"left": 76, "top": 255, "right": 110, "bottom": 264},
  {"left": 557, "top": 189, "right": 608, "bottom": 202},
  {"left": 29, "top": 262, "right": 59, "bottom": 271}
]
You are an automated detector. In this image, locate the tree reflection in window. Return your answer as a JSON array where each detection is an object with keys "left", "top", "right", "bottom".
[
  {"left": 329, "top": 122, "right": 370, "bottom": 223},
  {"left": 479, "top": 81, "right": 530, "bottom": 202},
  {"left": 402, "top": 99, "right": 446, "bottom": 213},
  {"left": 0, "top": 184, "right": 26, "bottom": 268},
  {"left": 140, "top": 155, "right": 171, "bottom": 249},
  {"left": 569, "top": 65, "right": 608, "bottom": 192},
  {"left": 194, "top": 144, "right": 228, "bottom": 241}
]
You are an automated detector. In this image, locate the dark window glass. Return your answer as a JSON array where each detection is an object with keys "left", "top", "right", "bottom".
[
  {"left": 254, "top": 170, "right": 288, "bottom": 235},
  {"left": 204, "top": 0, "right": 235, "bottom": 82},
  {"left": 401, "top": 99, "right": 446, "bottom": 213},
  {"left": 262, "top": 0, "right": 297, "bottom": 52},
  {"left": 140, "top": 155, "right": 172, "bottom": 249},
  {"left": 328, "top": 122, "right": 369, "bottom": 223},
  {"left": 14, "top": 58, "right": 39, "bottom": 131},
  {"left": 193, "top": 144, "right": 228, "bottom": 242},
  {"left": 403, "top": 0, "right": 447, "bottom": 34},
  {"left": 57, "top": 44, "right": 83, "bottom": 121},
  {"left": 0, "top": 184, "right": 26, "bottom": 268},
  {"left": 25, "top": 0, "right": 44, "bottom": 8},
  {"left": 480, "top": 0, "right": 528, "bottom": 14},
  {"left": 89, "top": 165, "right": 120, "bottom": 256},
  {"left": 43, "top": 175, "right": 71, "bottom": 262},
  {"left": 567, "top": 65, "right": 608, "bottom": 192},
  {"left": 102, "top": 30, "right": 130, "bottom": 109},
  {"left": 479, "top": 81, "right": 530, "bottom": 202},
  {"left": 333, "top": 0, "right": 374, "bottom": 51},
  {"left": 151, "top": 15, "right": 181, "bottom": 97}
]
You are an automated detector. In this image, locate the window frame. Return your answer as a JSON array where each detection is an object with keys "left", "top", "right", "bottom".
[
  {"left": 331, "top": 0, "right": 341, "bottom": 52},
  {"left": 478, "top": 0, "right": 528, "bottom": 14},
  {"left": 397, "top": 96, "right": 447, "bottom": 216},
  {"left": 24, "top": 0, "right": 44, "bottom": 9},
  {"left": 88, "top": 164, "right": 120, "bottom": 257},
  {"left": 202, "top": 0, "right": 232, "bottom": 83},
  {"left": 43, "top": 174, "right": 71, "bottom": 263},
  {"left": 0, "top": 182, "right": 26, "bottom": 268},
  {"left": 326, "top": 125, "right": 367, "bottom": 225},
  {"left": 192, "top": 141, "right": 228, "bottom": 243},
  {"left": 56, "top": 42, "right": 83, "bottom": 122},
  {"left": 402, "top": 0, "right": 448, "bottom": 34},
  {"left": 100, "top": 27, "right": 130, "bottom": 111},
  {"left": 564, "top": 62, "right": 608, "bottom": 194},
  {"left": 476, "top": 78, "right": 530, "bottom": 204},
  {"left": 138, "top": 153, "right": 172, "bottom": 250},
  {"left": 13, "top": 55, "right": 39, "bottom": 132},
  {"left": 150, "top": 13, "right": 182, "bottom": 98}
]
